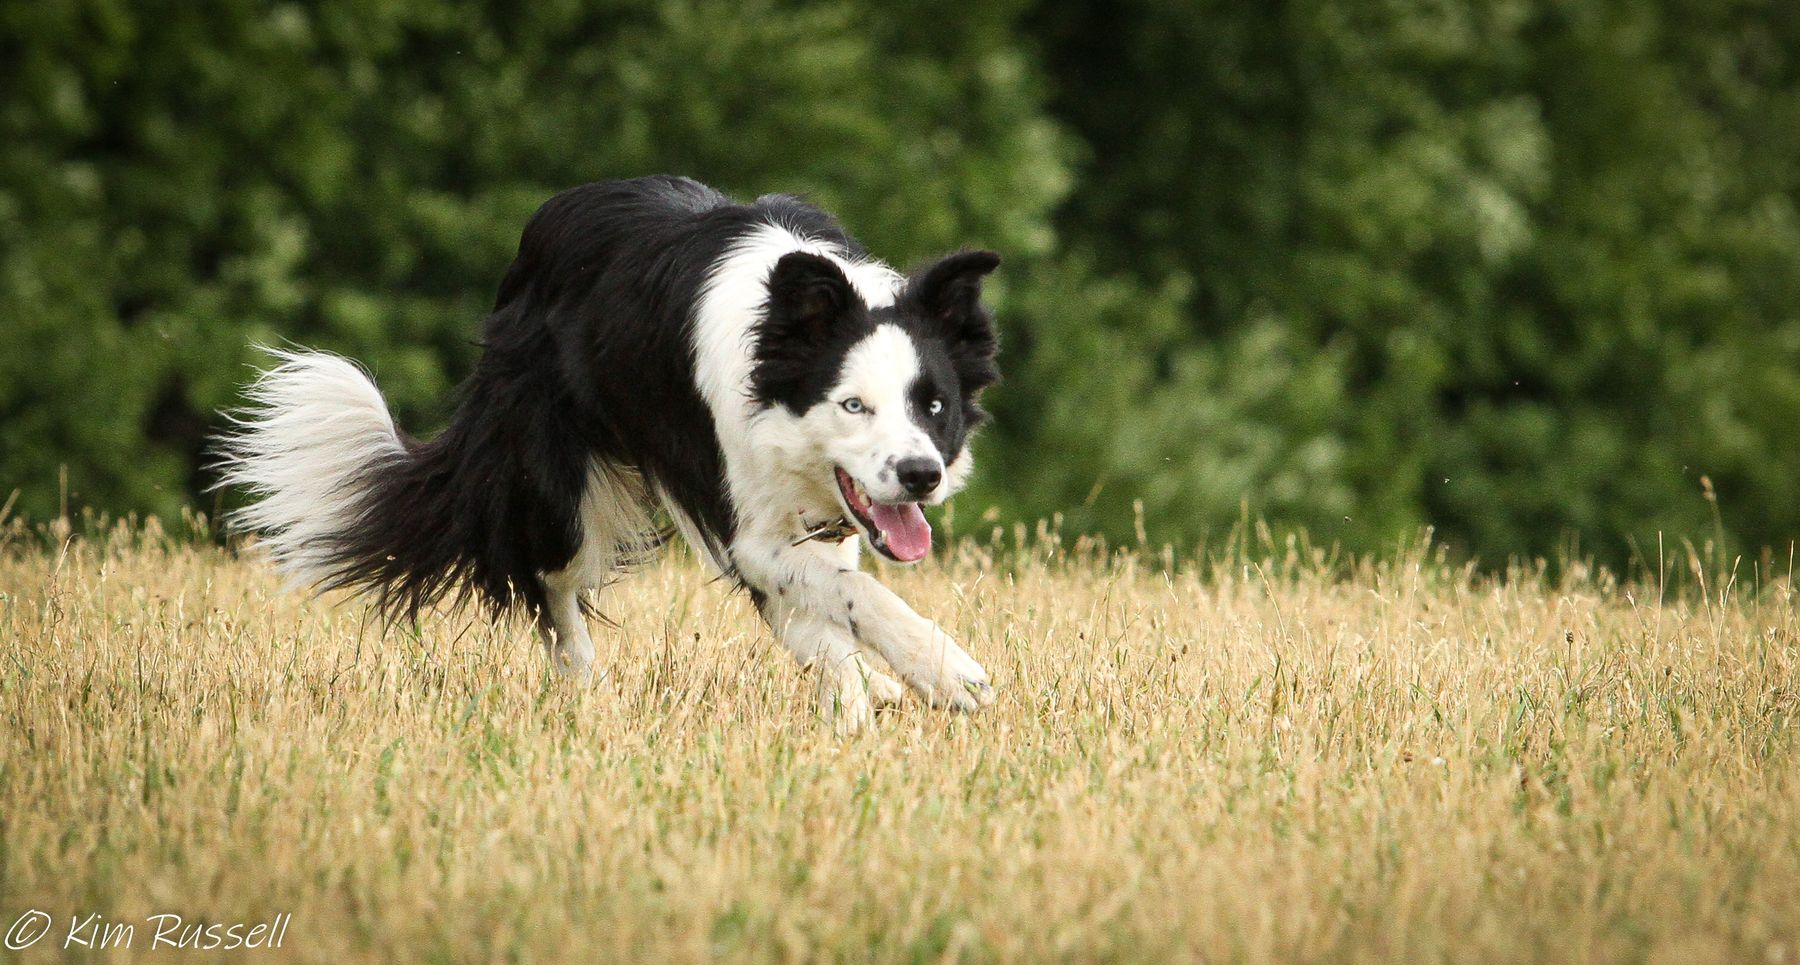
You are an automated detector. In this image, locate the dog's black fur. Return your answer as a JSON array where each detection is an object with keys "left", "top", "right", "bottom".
[{"left": 234, "top": 176, "right": 999, "bottom": 631}]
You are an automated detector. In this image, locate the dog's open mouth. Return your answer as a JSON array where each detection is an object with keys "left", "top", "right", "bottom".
[{"left": 834, "top": 467, "right": 932, "bottom": 562}]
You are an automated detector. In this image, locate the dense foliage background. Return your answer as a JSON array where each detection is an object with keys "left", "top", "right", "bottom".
[{"left": 4, "top": 0, "right": 1798, "bottom": 567}]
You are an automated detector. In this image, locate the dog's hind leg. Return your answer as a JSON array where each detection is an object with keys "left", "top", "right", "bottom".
[
  {"left": 538, "top": 569, "right": 597, "bottom": 679},
  {"left": 538, "top": 462, "right": 660, "bottom": 681}
]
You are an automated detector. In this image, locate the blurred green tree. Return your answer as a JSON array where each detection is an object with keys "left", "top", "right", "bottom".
[
  {"left": 1021, "top": 0, "right": 1800, "bottom": 565},
  {"left": 4, "top": 0, "right": 1798, "bottom": 568},
  {"left": 0, "top": 0, "right": 1071, "bottom": 520}
]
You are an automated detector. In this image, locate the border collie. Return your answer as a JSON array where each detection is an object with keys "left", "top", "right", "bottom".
[{"left": 215, "top": 175, "right": 1000, "bottom": 729}]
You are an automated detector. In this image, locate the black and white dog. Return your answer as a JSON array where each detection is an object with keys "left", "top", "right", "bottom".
[{"left": 216, "top": 176, "right": 1000, "bottom": 728}]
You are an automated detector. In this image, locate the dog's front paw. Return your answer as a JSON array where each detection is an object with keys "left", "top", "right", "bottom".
[
  {"left": 894, "top": 621, "right": 995, "bottom": 713},
  {"left": 864, "top": 663, "right": 906, "bottom": 708},
  {"left": 824, "top": 651, "right": 914, "bottom": 734},
  {"left": 818, "top": 652, "right": 899, "bottom": 734}
]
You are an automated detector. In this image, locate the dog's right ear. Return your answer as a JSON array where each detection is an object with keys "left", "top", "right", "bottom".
[{"left": 767, "top": 252, "right": 858, "bottom": 340}]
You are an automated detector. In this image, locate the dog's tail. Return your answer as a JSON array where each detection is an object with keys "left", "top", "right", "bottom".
[{"left": 212, "top": 348, "right": 488, "bottom": 621}]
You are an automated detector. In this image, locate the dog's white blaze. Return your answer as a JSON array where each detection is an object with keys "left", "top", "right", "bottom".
[
  {"left": 826, "top": 325, "right": 942, "bottom": 503},
  {"left": 214, "top": 349, "right": 406, "bottom": 587},
  {"left": 838, "top": 325, "right": 921, "bottom": 422}
]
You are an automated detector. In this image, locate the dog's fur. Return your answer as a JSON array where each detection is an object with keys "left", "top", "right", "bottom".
[{"left": 214, "top": 176, "right": 1001, "bottom": 728}]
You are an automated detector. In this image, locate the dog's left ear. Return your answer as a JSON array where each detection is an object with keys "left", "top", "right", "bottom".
[{"left": 905, "top": 250, "right": 1001, "bottom": 337}]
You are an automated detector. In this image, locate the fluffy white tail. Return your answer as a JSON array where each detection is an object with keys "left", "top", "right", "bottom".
[{"left": 213, "top": 349, "right": 408, "bottom": 587}]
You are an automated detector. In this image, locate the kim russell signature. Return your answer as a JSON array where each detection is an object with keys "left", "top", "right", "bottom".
[{"left": 5, "top": 909, "right": 292, "bottom": 951}]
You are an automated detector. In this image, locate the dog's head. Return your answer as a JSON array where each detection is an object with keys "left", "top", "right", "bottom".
[{"left": 751, "top": 249, "right": 1001, "bottom": 563}]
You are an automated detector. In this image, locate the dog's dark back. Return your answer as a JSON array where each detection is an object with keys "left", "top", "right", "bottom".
[{"left": 261, "top": 177, "right": 854, "bottom": 623}]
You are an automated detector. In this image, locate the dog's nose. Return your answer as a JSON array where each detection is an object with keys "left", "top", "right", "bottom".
[{"left": 895, "top": 458, "right": 942, "bottom": 498}]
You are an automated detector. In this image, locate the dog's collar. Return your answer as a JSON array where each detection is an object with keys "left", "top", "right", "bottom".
[{"left": 792, "top": 516, "right": 857, "bottom": 546}]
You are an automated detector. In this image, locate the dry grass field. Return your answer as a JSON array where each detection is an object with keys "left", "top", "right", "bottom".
[{"left": 2, "top": 515, "right": 1797, "bottom": 963}]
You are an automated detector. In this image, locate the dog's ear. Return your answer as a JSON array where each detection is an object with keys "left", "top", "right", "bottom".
[
  {"left": 906, "top": 250, "right": 1002, "bottom": 401},
  {"left": 905, "top": 250, "right": 1001, "bottom": 335},
  {"left": 767, "top": 252, "right": 858, "bottom": 340}
]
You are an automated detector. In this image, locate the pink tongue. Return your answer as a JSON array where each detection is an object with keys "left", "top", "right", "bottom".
[{"left": 868, "top": 502, "right": 932, "bottom": 561}]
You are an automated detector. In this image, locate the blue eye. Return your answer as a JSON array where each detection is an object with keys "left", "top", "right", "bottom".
[
  {"left": 928, "top": 399, "right": 943, "bottom": 416},
  {"left": 842, "top": 397, "right": 866, "bottom": 414}
]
